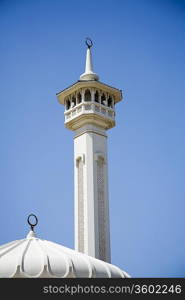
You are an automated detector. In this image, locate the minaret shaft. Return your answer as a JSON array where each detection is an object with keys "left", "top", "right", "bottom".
[{"left": 74, "top": 124, "right": 111, "bottom": 262}]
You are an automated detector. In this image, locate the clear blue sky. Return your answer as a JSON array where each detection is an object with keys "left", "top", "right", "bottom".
[{"left": 0, "top": 0, "right": 185, "bottom": 277}]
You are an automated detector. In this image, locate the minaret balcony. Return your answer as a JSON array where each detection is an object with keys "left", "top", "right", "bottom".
[
  {"left": 64, "top": 101, "right": 115, "bottom": 125},
  {"left": 57, "top": 81, "right": 122, "bottom": 130}
]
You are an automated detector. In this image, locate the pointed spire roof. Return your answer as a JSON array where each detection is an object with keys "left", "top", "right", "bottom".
[{"left": 80, "top": 38, "right": 99, "bottom": 81}]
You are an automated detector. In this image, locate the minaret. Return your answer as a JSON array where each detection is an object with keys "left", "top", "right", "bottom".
[{"left": 57, "top": 39, "right": 122, "bottom": 263}]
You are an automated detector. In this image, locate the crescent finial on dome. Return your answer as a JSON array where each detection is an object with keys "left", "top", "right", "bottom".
[{"left": 27, "top": 214, "right": 38, "bottom": 232}]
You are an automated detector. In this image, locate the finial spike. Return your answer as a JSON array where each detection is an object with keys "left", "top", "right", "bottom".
[
  {"left": 85, "top": 47, "right": 93, "bottom": 74},
  {"left": 80, "top": 38, "right": 99, "bottom": 81}
]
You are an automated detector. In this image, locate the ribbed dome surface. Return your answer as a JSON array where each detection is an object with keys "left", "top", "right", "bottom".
[{"left": 0, "top": 231, "right": 130, "bottom": 278}]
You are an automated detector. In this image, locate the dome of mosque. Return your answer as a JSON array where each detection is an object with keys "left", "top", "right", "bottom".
[{"left": 0, "top": 229, "right": 130, "bottom": 278}]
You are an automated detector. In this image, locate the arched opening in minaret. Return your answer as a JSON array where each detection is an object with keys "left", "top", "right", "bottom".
[
  {"left": 113, "top": 97, "right": 115, "bottom": 107},
  {"left": 108, "top": 96, "right": 112, "bottom": 108},
  {"left": 77, "top": 92, "right": 82, "bottom": 104},
  {"left": 84, "top": 89, "right": 91, "bottom": 102},
  {"left": 71, "top": 96, "right": 76, "bottom": 108},
  {"left": 95, "top": 91, "right": 99, "bottom": 103},
  {"left": 65, "top": 98, "right": 70, "bottom": 110},
  {"left": 101, "top": 93, "right": 106, "bottom": 105}
]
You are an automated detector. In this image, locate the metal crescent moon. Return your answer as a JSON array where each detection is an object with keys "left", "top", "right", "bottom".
[
  {"left": 85, "top": 37, "right": 93, "bottom": 48},
  {"left": 27, "top": 214, "right": 38, "bottom": 228}
]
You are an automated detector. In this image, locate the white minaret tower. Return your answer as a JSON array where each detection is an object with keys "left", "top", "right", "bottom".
[{"left": 57, "top": 39, "right": 122, "bottom": 263}]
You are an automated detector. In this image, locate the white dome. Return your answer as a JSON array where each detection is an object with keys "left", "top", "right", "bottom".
[{"left": 0, "top": 230, "right": 130, "bottom": 278}]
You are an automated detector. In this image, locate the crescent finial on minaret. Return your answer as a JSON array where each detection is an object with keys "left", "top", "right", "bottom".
[
  {"left": 80, "top": 38, "right": 99, "bottom": 81},
  {"left": 85, "top": 37, "right": 93, "bottom": 49}
]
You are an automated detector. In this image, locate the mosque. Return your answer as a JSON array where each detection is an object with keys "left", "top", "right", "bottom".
[{"left": 0, "top": 39, "right": 130, "bottom": 278}]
